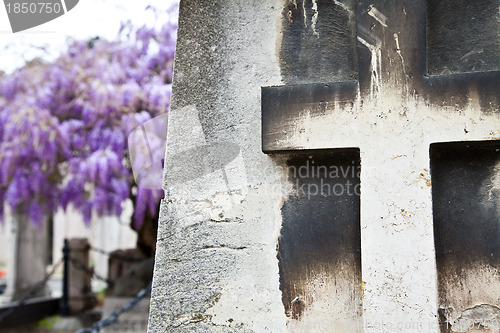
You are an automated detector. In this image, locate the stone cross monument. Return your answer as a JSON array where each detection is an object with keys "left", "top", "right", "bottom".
[{"left": 148, "top": 1, "right": 500, "bottom": 332}]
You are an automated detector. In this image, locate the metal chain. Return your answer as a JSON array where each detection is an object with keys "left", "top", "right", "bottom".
[
  {"left": 89, "top": 246, "right": 145, "bottom": 262},
  {"left": 68, "top": 257, "right": 113, "bottom": 286},
  {"left": 75, "top": 282, "right": 152, "bottom": 333},
  {"left": 0, "top": 259, "right": 63, "bottom": 323},
  {"left": 0, "top": 242, "right": 149, "bottom": 329}
]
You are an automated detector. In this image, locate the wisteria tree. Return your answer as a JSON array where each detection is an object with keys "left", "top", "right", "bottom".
[{"left": 0, "top": 4, "right": 177, "bottom": 254}]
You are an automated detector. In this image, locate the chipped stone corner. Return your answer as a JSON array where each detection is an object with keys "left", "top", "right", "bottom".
[{"left": 440, "top": 304, "right": 500, "bottom": 333}]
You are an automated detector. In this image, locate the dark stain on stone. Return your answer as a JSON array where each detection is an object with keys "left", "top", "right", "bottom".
[
  {"left": 261, "top": 81, "right": 359, "bottom": 153},
  {"left": 422, "top": 71, "right": 500, "bottom": 113},
  {"left": 426, "top": 0, "right": 500, "bottom": 75},
  {"left": 430, "top": 140, "right": 500, "bottom": 331},
  {"left": 262, "top": 0, "right": 500, "bottom": 153},
  {"left": 394, "top": 0, "right": 500, "bottom": 110},
  {"left": 280, "top": 0, "right": 357, "bottom": 85},
  {"left": 290, "top": 297, "right": 306, "bottom": 320},
  {"left": 423, "top": 0, "right": 500, "bottom": 110},
  {"left": 277, "top": 149, "right": 362, "bottom": 320}
]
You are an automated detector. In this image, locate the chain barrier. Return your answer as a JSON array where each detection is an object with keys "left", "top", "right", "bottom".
[
  {"left": 75, "top": 282, "right": 152, "bottom": 333},
  {"left": 0, "top": 259, "right": 63, "bottom": 323},
  {"left": 68, "top": 256, "right": 113, "bottom": 286},
  {"left": 0, "top": 240, "right": 150, "bottom": 329},
  {"left": 89, "top": 246, "right": 145, "bottom": 262},
  {"left": 59, "top": 242, "right": 144, "bottom": 262}
]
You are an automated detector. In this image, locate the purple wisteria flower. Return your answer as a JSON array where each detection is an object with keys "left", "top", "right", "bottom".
[{"left": 0, "top": 2, "right": 178, "bottom": 227}]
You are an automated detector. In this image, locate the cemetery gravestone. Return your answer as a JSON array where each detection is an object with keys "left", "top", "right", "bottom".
[
  {"left": 263, "top": 1, "right": 500, "bottom": 329},
  {"left": 149, "top": 1, "right": 500, "bottom": 332}
]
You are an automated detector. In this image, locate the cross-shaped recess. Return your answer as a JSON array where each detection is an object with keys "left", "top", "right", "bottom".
[
  {"left": 430, "top": 140, "right": 500, "bottom": 331},
  {"left": 262, "top": 0, "right": 500, "bottom": 330}
]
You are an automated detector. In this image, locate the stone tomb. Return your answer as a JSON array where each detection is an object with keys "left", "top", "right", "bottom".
[{"left": 149, "top": 1, "right": 500, "bottom": 332}]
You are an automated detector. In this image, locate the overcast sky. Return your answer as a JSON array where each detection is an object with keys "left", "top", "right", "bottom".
[{"left": 0, "top": 0, "right": 177, "bottom": 74}]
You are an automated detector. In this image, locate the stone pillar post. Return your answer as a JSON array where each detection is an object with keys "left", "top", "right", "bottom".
[
  {"left": 1, "top": 213, "right": 49, "bottom": 302},
  {"left": 67, "top": 238, "right": 95, "bottom": 313}
]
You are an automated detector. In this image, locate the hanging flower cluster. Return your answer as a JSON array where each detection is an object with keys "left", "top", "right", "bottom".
[{"left": 0, "top": 4, "right": 178, "bottom": 226}]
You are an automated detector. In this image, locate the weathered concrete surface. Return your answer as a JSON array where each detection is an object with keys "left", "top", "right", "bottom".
[
  {"left": 148, "top": 1, "right": 500, "bottom": 332},
  {"left": 148, "top": 1, "right": 286, "bottom": 332}
]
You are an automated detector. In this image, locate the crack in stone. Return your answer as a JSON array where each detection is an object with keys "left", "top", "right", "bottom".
[{"left": 200, "top": 245, "right": 248, "bottom": 251}]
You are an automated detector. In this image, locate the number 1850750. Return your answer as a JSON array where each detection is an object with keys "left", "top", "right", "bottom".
[{"left": 6, "top": 2, "right": 63, "bottom": 14}]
